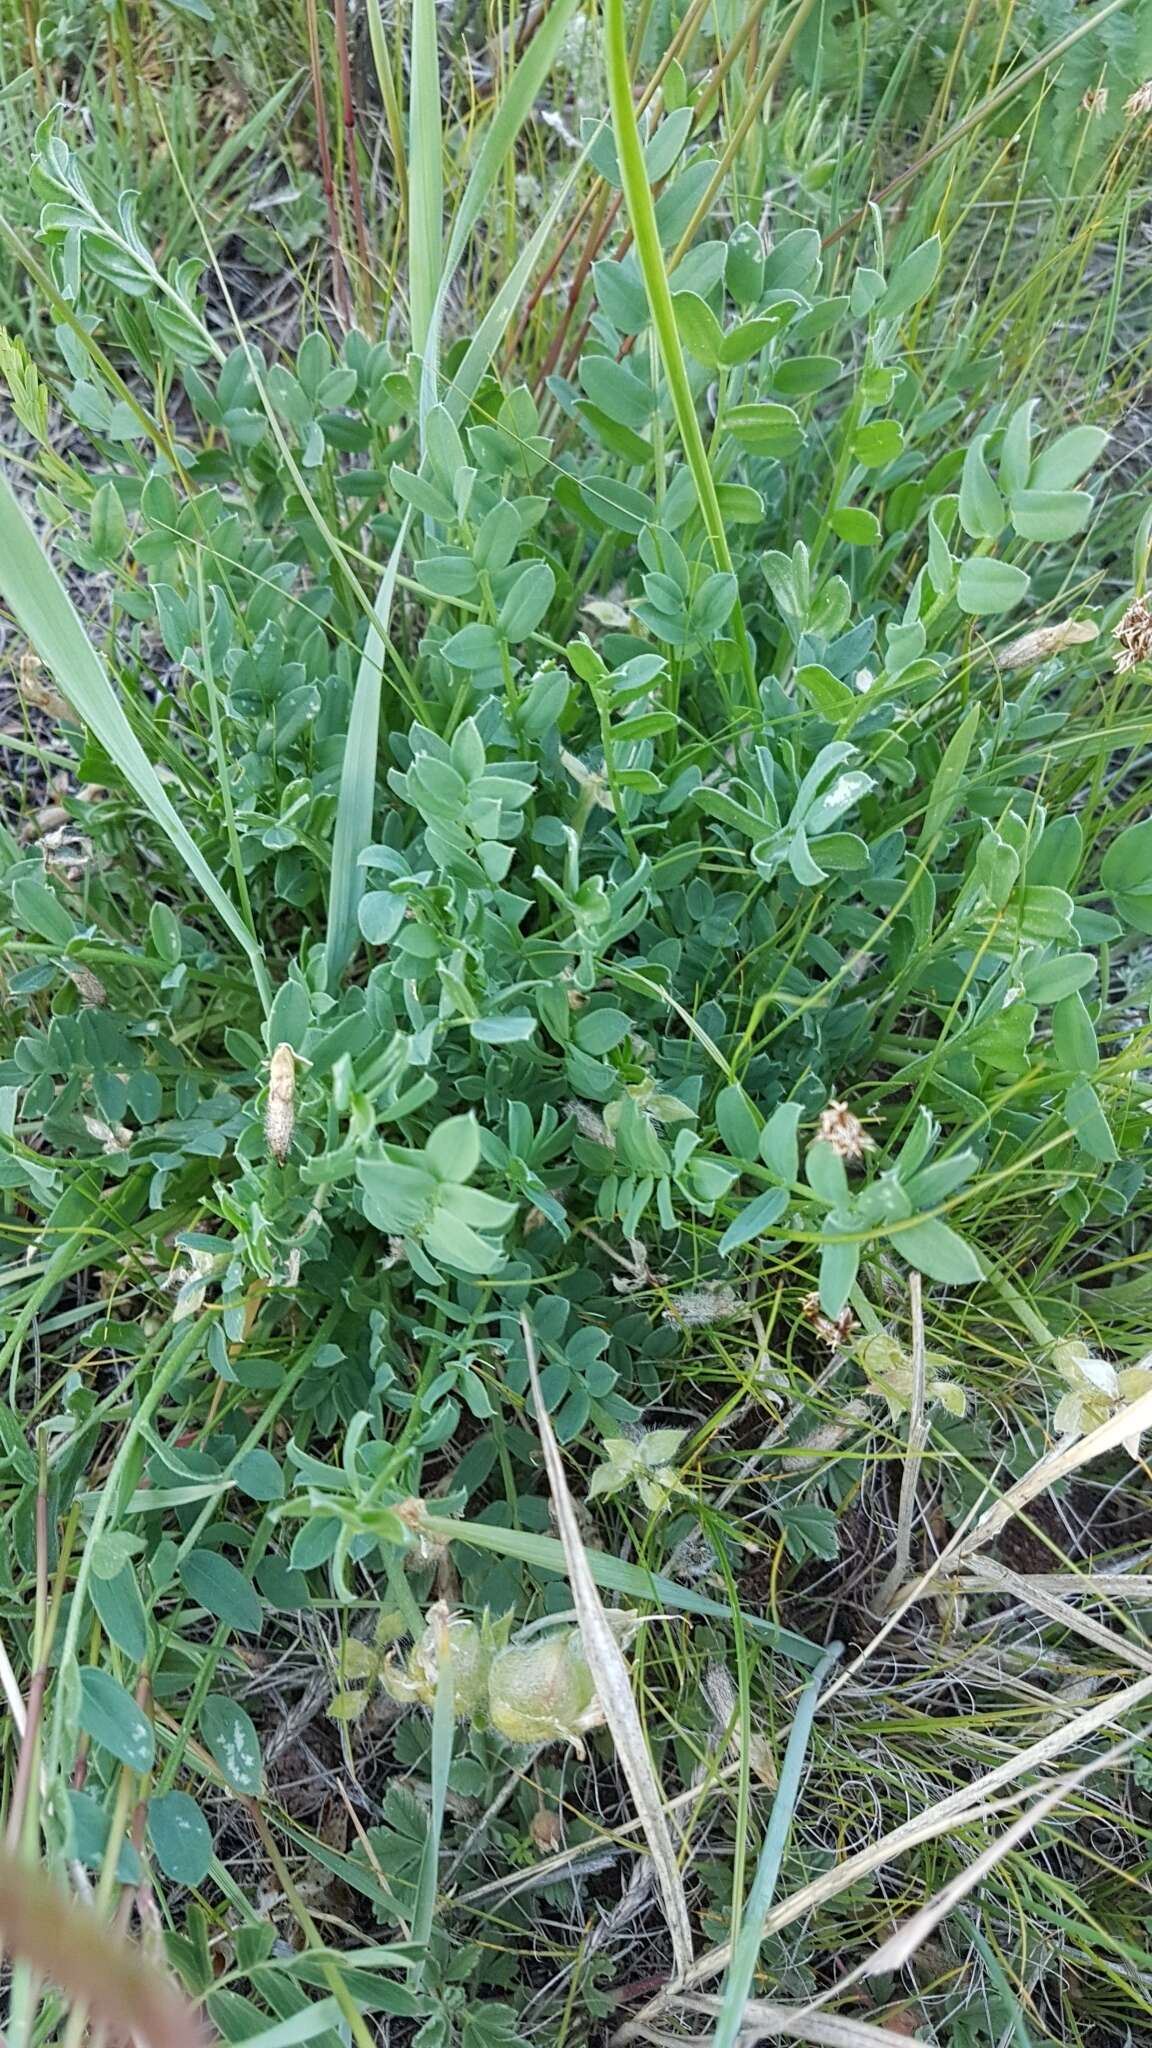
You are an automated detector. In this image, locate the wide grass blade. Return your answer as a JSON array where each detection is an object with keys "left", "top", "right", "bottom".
[
  {"left": 602, "top": 0, "right": 756, "bottom": 701},
  {"left": 408, "top": 0, "right": 443, "bottom": 357},
  {"left": 416, "top": 1508, "right": 823, "bottom": 1666},
  {"left": 0, "top": 471, "right": 267, "bottom": 997}
]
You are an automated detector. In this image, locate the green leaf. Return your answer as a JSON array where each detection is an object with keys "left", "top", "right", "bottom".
[
  {"left": 805, "top": 1140, "right": 848, "bottom": 1207},
  {"left": 795, "top": 663, "right": 856, "bottom": 718},
  {"left": 10, "top": 878, "right": 75, "bottom": 945},
  {"left": 772, "top": 355, "right": 840, "bottom": 396},
  {"left": 956, "top": 558, "right": 1030, "bottom": 615},
  {"left": 231, "top": 1448, "right": 284, "bottom": 1502},
  {"left": 1008, "top": 489, "right": 1093, "bottom": 542},
  {"left": 718, "top": 1185, "right": 789, "bottom": 1255},
  {"left": 760, "top": 1101, "right": 802, "bottom": 1183},
  {"left": 426, "top": 1113, "right": 480, "bottom": 1181},
  {"left": 179, "top": 1550, "right": 264, "bottom": 1635},
  {"left": 442, "top": 623, "right": 503, "bottom": 671},
  {"left": 200, "top": 1695, "right": 263, "bottom": 1794},
  {"left": 828, "top": 506, "right": 881, "bottom": 547},
  {"left": 1101, "top": 818, "right": 1152, "bottom": 934},
  {"left": 89, "top": 480, "right": 128, "bottom": 559},
  {"left": 67, "top": 1790, "right": 142, "bottom": 1883},
  {"left": 724, "top": 402, "right": 803, "bottom": 458},
  {"left": 1030, "top": 425, "right": 1108, "bottom": 491},
  {"left": 852, "top": 419, "right": 904, "bottom": 467},
  {"left": 876, "top": 234, "right": 941, "bottom": 318},
  {"left": 671, "top": 290, "right": 723, "bottom": 367},
  {"left": 1064, "top": 1079, "right": 1116, "bottom": 1163},
  {"left": 77, "top": 1668, "right": 155, "bottom": 1772},
  {"left": 148, "top": 1791, "right": 213, "bottom": 1885},
  {"left": 819, "top": 1237, "right": 859, "bottom": 1317},
  {"left": 958, "top": 436, "right": 1005, "bottom": 539},
  {"left": 1052, "top": 990, "right": 1098, "bottom": 1074},
  {"left": 890, "top": 1217, "right": 982, "bottom": 1285},
  {"left": 497, "top": 561, "right": 555, "bottom": 640},
  {"left": 90, "top": 1564, "right": 148, "bottom": 1663}
]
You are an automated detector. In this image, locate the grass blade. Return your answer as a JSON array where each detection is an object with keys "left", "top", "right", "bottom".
[
  {"left": 602, "top": 0, "right": 755, "bottom": 702},
  {"left": 416, "top": 1509, "right": 823, "bottom": 1666},
  {"left": 713, "top": 1643, "right": 842, "bottom": 2048},
  {"left": 328, "top": 0, "right": 586, "bottom": 979},
  {"left": 0, "top": 469, "right": 267, "bottom": 999},
  {"left": 522, "top": 1311, "right": 695, "bottom": 1979},
  {"left": 408, "top": 0, "right": 443, "bottom": 357}
]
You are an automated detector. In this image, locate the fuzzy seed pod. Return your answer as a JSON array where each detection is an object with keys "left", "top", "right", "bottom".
[
  {"left": 487, "top": 1631, "right": 602, "bottom": 1749},
  {"left": 66, "top": 964, "right": 107, "bottom": 1007},
  {"left": 265, "top": 1042, "right": 297, "bottom": 1162},
  {"left": 998, "top": 619, "right": 1097, "bottom": 669}
]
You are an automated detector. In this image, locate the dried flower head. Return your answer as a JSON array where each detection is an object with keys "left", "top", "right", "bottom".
[
  {"left": 265, "top": 1041, "right": 297, "bottom": 1162},
  {"left": 817, "top": 1099, "right": 875, "bottom": 1162},
  {"left": 1081, "top": 86, "right": 1108, "bottom": 116},
  {"left": 998, "top": 619, "right": 1098, "bottom": 670},
  {"left": 1114, "top": 597, "right": 1152, "bottom": 673},
  {"left": 380, "top": 1604, "right": 493, "bottom": 1719},
  {"left": 82, "top": 1115, "right": 132, "bottom": 1156},
  {"left": 781, "top": 1397, "right": 869, "bottom": 1471},
  {"left": 17, "top": 649, "right": 70, "bottom": 722},
  {"left": 565, "top": 1098, "right": 613, "bottom": 1148},
  {"left": 530, "top": 1807, "right": 563, "bottom": 1854},
  {"left": 800, "top": 1293, "right": 857, "bottom": 1348},
  {"left": 1124, "top": 80, "right": 1152, "bottom": 119},
  {"left": 701, "top": 1661, "right": 776, "bottom": 1786}
]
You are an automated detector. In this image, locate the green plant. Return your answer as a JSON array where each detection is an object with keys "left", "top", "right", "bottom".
[{"left": 0, "top": 0, "right": 1151, "bottom": 2040}]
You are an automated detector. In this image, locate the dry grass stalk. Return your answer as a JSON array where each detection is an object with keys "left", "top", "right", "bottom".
[
  {"left": 955, "top": 1383, "right": 1152, "bottom": 1560},
  {"left": 626, "top": 1665, "right": 1152, "bottom": 2021},
  {"left": 521, "top": 1313, "right": 695, "bottom": 1979},
  {"left": 876, "top": 1274, "right": 927, "bottom": 1611}
]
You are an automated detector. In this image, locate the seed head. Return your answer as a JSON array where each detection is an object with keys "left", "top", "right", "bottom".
[
  {"left": 1080, "top": 87, "right": 1108, "bottom": 116},
  {"left": 817, "top": 1099, "right": 875, "bottom": 1162},
  {"left": 1124, "top": 80, "right": 1152, "bottom": 119},
  {"left": 1114, "top": 597, "right": 1152, "bottom": 673},
  {"left": 265, "top": 1042, "right": 297, "bottom": 1162}
]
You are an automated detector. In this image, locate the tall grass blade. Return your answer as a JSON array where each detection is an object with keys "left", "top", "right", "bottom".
[
  {"left": 602, "top": 0, "right": 755, "bottom": 700},
  {"left": 408, "top": 0, "right": 443, "bottom": 357},
  {"left": 417, "top": 1509, "right": 823, "bottom": 1665},
  {"left": 523, "top": 1312, "right": 695, "bottom": 1978},
  {"left": 713, "top": 1643, "right": 842, "bottom": 2048},
  {"left": 0, "top": 470, "right": 267, "bottom": 995},
  {"left": 328, "top": 0, "right": 587, "bottom": 982},
  {"left": 0, "top": 1849, "right": 205, "bottom": 2048}
]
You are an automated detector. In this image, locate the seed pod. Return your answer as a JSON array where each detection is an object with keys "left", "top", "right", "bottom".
[
  {"left": 487, "top": 1631, "right": 602, "bottom": 1749},
  {"left": 265, "top": 1042, "right": 297, "bottom": 1162}
]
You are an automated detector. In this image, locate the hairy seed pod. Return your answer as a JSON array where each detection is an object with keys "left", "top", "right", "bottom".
[
  {"left": 487, "top": 1631, "right": 602, "bottom": 1748},
  {"left": 265, "top": 1042, "right": 297, "bottom": 1162}
]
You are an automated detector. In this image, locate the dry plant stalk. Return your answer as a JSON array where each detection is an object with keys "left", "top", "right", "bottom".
[
  {"left": 0, "top": 1851, "right": 204, "bottom": 2048},
  {"left": 521, "top": 1312, "right": 695, "bottom": 1980}
]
